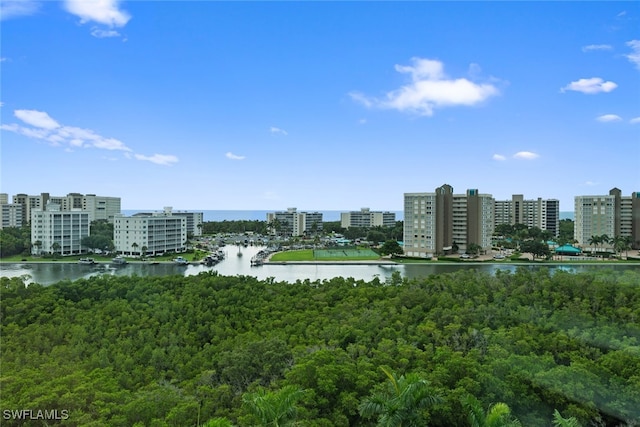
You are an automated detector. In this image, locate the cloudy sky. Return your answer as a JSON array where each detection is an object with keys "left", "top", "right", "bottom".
[{"left": 1, "top": 0, "right": 639, "bottom": 210}]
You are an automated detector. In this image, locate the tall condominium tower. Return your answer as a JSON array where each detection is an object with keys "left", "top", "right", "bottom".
[
  {"left": 404, "top": 184, "right": 494, "bottom": 258},
  {"left": 494, "top": 195, "right": 560, "bottom": 236},
  {"left": 574, "top": 188, "right": 640, "bottom": 249}
]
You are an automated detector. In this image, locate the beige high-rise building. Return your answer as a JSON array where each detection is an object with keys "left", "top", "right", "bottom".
[
  {"left": 574, "top": 188, "right": 640, "bottom": 250},
  {"left": 12, "top": 192, "right": 121, "bottom": 224},
  {"left": 494, "top": 195, "right": 560, "bottom": 236},
  {"left": 404, "top": 185, "right": 494, "bottom": 258}
]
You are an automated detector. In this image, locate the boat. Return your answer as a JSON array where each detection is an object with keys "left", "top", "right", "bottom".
[
  {"left": 78, "top": 258, "right": 95, "bottom": 265},
  {"left": 111, "top": 256, "right": 128, "bottom": 266},
  {"left": 173, "top": 256, "right": 190, "bottom": 265}
]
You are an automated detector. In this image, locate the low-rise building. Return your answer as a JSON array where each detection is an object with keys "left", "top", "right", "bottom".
[
  {"left": 31, "top": 203, "right": 90, "bottom": 256},
  {"left": 341, "top": 208, "right": 396, "bottom": 229},
  {"left": 113, "top": 207, "right": 187, "bottom": 256},
  {"left": 266, "top": 208, "right": 323, "bottom": 237}
]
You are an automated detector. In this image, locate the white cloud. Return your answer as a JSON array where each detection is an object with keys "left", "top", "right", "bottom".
[
  {"left": 1, "top": 108, "right": 178, "bottom": 165},
  {"left": 0, "top": 0, "right": 40, "bottom": 21},
  {"left": 91, "top": 27, "right": 121, "bottom": 38},
  {"left": 358, "top": 118, "right": 367, "bottom": 125},
  {"left": 582, "top": 44, "right": 613, "bottom": 52},
  {"left": 625, "top": 40, "right": 640, "bottom": 70},
  {"left": 630, "top": 117, "right": 640, "bottom": 124},
  {"left": 64, "top": 0, "right": 130, "bottom": 27},
  {"left": 513, "top": 151, "right": 539, "bottom": 160},
  {"left": 269, "top": 126, "right": 288, "bottom": 136},
  {"left": 492, "top": 154, "right": 506, "bottom": 161},
  {"left": 596, "top": 114, "right": 622, "bottom": 122},
  {"left": 350, "top": 57, "right": 500, "bottom": 116},
  {"left": 14, "top": 109, "right": 60, "bottom": 129},
  {"left": 133, "top": 154, "right": 178, "bottom": 166},
  {"left": 560, "top": 77, "right": 617, "bottom": 94},
  {"left": 585, "top": 181, "right": 598, "bottom": 186},
  {"left": 226, "top": 152, "right": 245, "bottom": 160}
]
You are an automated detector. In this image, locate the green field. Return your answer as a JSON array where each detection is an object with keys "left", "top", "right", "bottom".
[{"left": 270, "top": 248, "right": 380, "bottom": 261}]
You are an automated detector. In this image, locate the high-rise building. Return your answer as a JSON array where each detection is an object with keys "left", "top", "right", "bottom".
[
  {"left": 31, "top": 203, "right": 91, "bottom": 256},
  {"left": 574, "top": 188, "right": 640, "bottom": 250},
  {"left": 1, "top": 202, "right": 23, "bottom": 229},
  {"left": 113, "top": 207, "right": 187, "bottom": 256},
  {"left": 341, "top": 208, "right": 396, "bottom": 229},
  {"left": 494, "top": 195, "right": 560, "bottom": 236},
  {"left": 12, "top": 192, "right": 121, "bottom": 224},
  {"left": 404, "top": 184, "right": 494, "bottom": 258},
  {"left": 266, "top": 208, "right": 323, "bottom": 237}
]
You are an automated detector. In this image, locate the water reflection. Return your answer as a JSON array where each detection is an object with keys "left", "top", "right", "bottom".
[{"left": 0, "top": 245, "right": 637, "bottom": 286}]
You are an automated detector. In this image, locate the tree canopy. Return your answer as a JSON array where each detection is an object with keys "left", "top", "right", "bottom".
[{"left": 2, "top": 267, "right": 639, "bottom": 426}]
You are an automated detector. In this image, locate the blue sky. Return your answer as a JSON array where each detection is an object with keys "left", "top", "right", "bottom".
[{"left": 1, "top": 1, "right": 639, "bottom": 211}]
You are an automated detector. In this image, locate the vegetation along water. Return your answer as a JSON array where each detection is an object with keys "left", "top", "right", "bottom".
[{"left": 1, "top": 267, "right": 639, "bottom": 426}]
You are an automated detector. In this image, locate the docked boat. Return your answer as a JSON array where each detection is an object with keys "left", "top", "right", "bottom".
[
  {"left": 78, "top": 258, "right": 96, "bottom": 265},
  {"left": 173, "top": 256, "right": 190, "bottom": 265},
  {"left": 111, "top": 256, "right": 128, "bottom": 266}
]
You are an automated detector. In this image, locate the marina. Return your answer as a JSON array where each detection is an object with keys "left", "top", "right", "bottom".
[{"left": 1, "top": 245, "right": 638, "bottom": 287}]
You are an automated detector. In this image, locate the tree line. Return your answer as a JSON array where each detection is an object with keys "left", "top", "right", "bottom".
[{"left": 2, "top": 267, "right": 639, "bottom": 426}]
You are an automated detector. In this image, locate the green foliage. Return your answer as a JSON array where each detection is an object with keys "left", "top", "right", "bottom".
[
  {"left": 2, "top": 268, "right": 639, "bottom": 426},
  {"left": 202, "top": 220, "right": 268, "bottom": 235},
  {"left": 462, "top": 395, "right": 521, "bottom": 427},
  {"left": 242, "top": 385, "right": 306, "bottom": 426},
  {"left": 380, "top": 240, "right": 403, "bottom": 256},
  {"left": 0, "top": 226, "right": 31, "bottom": 257},
  {"left": 359, "top": 367, "right": 441, "bottom": 426}
]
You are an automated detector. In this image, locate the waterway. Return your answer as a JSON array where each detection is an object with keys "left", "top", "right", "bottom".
[{"left": 1, "top": 245, "right": 637, "bottom": 286}]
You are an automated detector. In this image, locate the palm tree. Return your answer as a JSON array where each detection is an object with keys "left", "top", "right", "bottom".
[
  {"left": 51, "top": 241, "right": 61, "bottom": 258},
  {"left": 462, "top": 395, "right": 521, "bottom": 427},
  {"left": 131, "top": 242, "right": 139, "bottom": 257},
  {"left": 587, "top": 235, "right": 601, "bottom": 256},
  {"left": 551, "top": 409, "right": 581, "bottom": 427},
  {"left": 359, "top": 367, "right": 441, "bottom": 427},
  {"left": 242, "top": 385, "right": 305, "bottom": 427},
  {"left": 141, "top": 245, "right": 148, "bottom": 259}
]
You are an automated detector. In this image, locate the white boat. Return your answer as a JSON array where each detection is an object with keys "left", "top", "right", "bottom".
[
  {"left": 173, "top": 256, "right": 190, "bottom": 265},
  {"left": 78, "top": 258, "right": 95, "bottom": 265},
  {"left": 111, "top": 256, "right": 128, "bottom": 266}
]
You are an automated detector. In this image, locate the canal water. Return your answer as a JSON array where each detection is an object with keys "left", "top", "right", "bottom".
[{"left": 1, "top": 245, "right": 638, "bottom": 286}]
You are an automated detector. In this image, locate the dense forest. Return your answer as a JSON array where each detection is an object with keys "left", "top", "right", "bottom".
[{"left": 1, "top": 268, "right": 639, "bottom": 426}]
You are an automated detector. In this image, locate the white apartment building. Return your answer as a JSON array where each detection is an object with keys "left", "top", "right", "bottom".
[
  {"left": 494, "top": 195, "right": 560, "bottom": 236},
  {"left": 31, "top": 204, "right": 91, "bottom": 256},
  {"left": 113, "top": 207, "right": 187, "bottom": 256},
  {"left": 404, "top": 185, "right": 494, "bottom": 258},
  {"left": 171, "top": 211, "right": 204, "bottom": 236},
  {"left": 266, "top": 208, "right": 323, "bottom": 237},
  {"left": 341, "top": 208, "right": 396, "bottom": 229}
]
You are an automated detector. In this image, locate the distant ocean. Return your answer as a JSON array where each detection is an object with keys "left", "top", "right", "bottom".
[
  {"left": 122, "top": 210, "right": 574, "bottom": 222},
  {"left": 122, "top": 210, "right": 404, "bottom": 222}
]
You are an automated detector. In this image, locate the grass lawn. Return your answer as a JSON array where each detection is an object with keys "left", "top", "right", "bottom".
[{"left": 270, "top": 249, "right": 381, "bottom": 262}]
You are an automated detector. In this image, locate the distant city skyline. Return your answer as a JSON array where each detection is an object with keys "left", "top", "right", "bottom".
[{"left": 1, "top": 1, "right": 638, "bottom": 210}]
